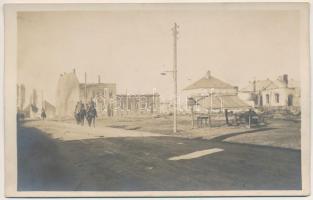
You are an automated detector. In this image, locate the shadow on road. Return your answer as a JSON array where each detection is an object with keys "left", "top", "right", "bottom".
[
  {"left": 209, "top": 127, "right": 277, "bottom": 142},
  {"left": 17, "top": 123, "right": 301, "bottom": 191},
  {"left": 17, "top": 125, "right": 78, "bottom": 191}
]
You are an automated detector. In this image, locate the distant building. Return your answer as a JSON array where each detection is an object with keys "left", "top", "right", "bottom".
[
  {"left": 184, "top": 70, "right": 249, "bottom": 113},
  {"left": 42, "top": 100, "right": 56, "bottom": 118},
  {"left": 24, "top": 100, "right": 56, "bottom": 119},
  {"left": 17, "top": 84, "right": 26, "bottom": 112},
  {"left": 55, "top": 70, "right": 116, "bottom": 117},
  {"left": 239, "top": 74, "right": 300, "bottom": 108},
  {"left": 23, "top": 104, "right": 39, "bottom": 119},
  {"left": 116, "top": 93, "right": 160, "bottom": 114},
  {"left": 80, "top": 82, "right": 116, "bottom": 117},
  {"left": 25, "top": 89, "right": 39, "bottom": 118},
  {"left": 159, "top": 101, "right": 172, "bottom": 114}
]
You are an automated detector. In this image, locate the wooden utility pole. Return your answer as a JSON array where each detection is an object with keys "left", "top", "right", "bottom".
[
  {"left": 225, "top": 109, "right": 229, "bottom": 125},
  {"left": 210, "top": 88, "right": 213, "bottom": 113},
  {"left": 188, "top": 97, "right": 195, "bottom": 128},
  {"left": 172, "top": 22, "right": 179, "bottom": 133},
  {"left": 248, "top": 108, "right": 252, "bottom": 128},
  {"left": 85, "top": 72, "right": 87, "bottom": 102}
]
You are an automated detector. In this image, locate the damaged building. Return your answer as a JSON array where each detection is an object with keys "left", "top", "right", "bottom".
[
  {"left": 116, "top": 93, "right": 160, "bottom": 114},
  {"left": 239, "top": 74, "right": 301, "bottom": 109},
  {"left": 17, "top": 84, "right": 26, "bottom": 112},
  {"left": 56, "top": 70, "right": 161, "bottom": 118},
  {"left": 21, "top": 88, "right": 56, "bottom": 119},
  {"left": 55, "top": 70, "right": 116, "bottom": 118}
]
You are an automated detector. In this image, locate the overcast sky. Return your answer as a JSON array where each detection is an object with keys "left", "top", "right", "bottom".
[{"left": 17, "top": 4, "right": 301, "bottom": 105}]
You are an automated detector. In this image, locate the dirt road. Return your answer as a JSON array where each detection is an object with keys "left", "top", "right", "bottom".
[{"left": 17, "top": 120, "right": 301, "bottom": 191}]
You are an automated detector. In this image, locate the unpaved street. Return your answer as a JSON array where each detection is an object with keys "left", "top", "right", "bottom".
[{"left": 18, "top": 120, "right": 301, "bottom": 191}]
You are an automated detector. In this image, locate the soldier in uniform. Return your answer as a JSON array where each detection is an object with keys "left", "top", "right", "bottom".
[
  {"left": 41, "top": 108, "right": 47, "bottom": 120},
  {"left": 80, "top": 103, "right": 86, "bottom": 126},
  {"left": 86, "top": 102, "right": 97, "bottom": 127}
]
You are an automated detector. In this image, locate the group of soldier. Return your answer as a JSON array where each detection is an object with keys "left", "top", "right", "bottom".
[{"left": 74, "top": 100, "right": 98, "bottom": 127}]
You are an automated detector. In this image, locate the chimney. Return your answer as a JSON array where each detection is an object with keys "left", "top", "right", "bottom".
[
  {"left": 98, "top": 75, "right": 101, "bottom": 84},
  {"left": 234, "top": 86, "right": 238, "bottom": 93},
  {"left": 253, "top": 80, "right": 256, "bottom": 92},
  {"left": 283, "top": 74, "right": 288, "bottom": 86},
  {"left": 206, "top": 70, "right": 211, "bottom": 79}
]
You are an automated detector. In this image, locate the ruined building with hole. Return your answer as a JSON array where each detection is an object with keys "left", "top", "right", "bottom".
[
  {"left": 55, "top": 70, "right": 116, "bottom": 118},
  {"left": 239, "top": 74, "right": 301, "bottom": 110},
  {"left": 55, "top": 70, "right": 160, "bottom": 118}
]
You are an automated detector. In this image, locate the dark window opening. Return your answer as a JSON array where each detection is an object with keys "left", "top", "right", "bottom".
[
  {"left": 288, "top": 95, "right": 293, "bottom": 106},
  {"left": 275, "top": 93, "right": 279, "bottom": 103},
  {"left": 266, "top": 94, "right": 270, "bottom": 104}
]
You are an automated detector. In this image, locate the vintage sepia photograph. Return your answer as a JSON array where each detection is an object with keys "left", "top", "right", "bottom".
[{"left": 4, "top": 2, "right": 310, "bottom": 197}]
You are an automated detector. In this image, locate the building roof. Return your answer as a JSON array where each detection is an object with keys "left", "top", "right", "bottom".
[
  {"left": 240, "top": 79, "right": 275, "bottom": 92},
  {"left": 288, "top": 79, "right": 300, "bottom": 88},
  {"left": 79, "top": 83, "right": 116, "bottom": 89},
  {"left": 24, "top": 100, "right": 55, "bottom": 112},
  {"left": 270, "top": 80, "right": 288, "bottom": 89},
  {"left": 222, "top": 96, "right": 250, "bottom": 108},
  {"left": 241, "top": 76, "right": 300, "bottom": 92},
  {"left": 197, "top": 95, "right": 249, "bottom": 109},
  {"left": 184, "top": 71, "right": 235, "bottom": 90},
  {"left": 43, "top": 100, "right": 56, "bottom": 110},
  {"left": 24, "top": 104, "right": 39, "bottom": 113}
]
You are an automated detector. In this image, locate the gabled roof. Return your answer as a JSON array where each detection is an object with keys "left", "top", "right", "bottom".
[
  {"left": 184, "top": 73, "right": 235, "bottom": 90},
  {"left": 241, "top": 77, "right": 300, "bottom": 92},
  {"left": 197, "top": 95, "right": 249, "bottom": 109},
  {"left": 288, "top": 79, "right": 300, "bottom": 88},
  {"left": 43, "top": 100, "right": 56, "bottom": 110},
  {"left": 269, "top": 81, "right": 284, "bottom": 89},
  {"left": 23, "top": 104, "right": 38, "bottom": 113},
  {"left": 24, "top": 100, "right": 55, "bottom": 111},
  {"left": 240, "top": 79, "right": 276, "bottom": 92}
]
